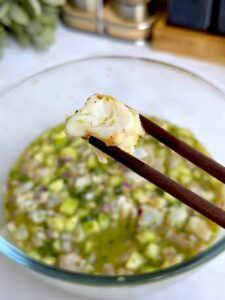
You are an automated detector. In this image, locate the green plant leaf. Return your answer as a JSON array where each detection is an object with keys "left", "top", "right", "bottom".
[
  {"left": 21, "top": 0, "right": 42, "bottom": 17},
  {"left": 41, "top": 0, "right": 65, "bottom": 7},
  {"left": 0, "top": 1, "right": 10, "bottom": 20},
  {"left": 9, "top": 3, "right": 29, "bottom": 26},
  {"left": 0, "top": 15, "right": 11, "bottom": 26},
  {"left": 26, "top": 21, "right": 42, "bottom": 35},
  {"left": 31, "top": 26, "right": 54, "bottom": 49}
]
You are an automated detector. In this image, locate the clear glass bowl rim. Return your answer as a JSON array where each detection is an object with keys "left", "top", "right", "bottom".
[{"left": 0, "top": 55, "right": 225, "bottom": 286}]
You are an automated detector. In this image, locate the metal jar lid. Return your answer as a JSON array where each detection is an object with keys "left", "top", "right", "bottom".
[
  {"left": 112, "top": 0, "right": 152, "bottom": 23},
  {"left": 69, "top": 0, "right": 98, "bottom": 12},
  {"left": 114, "top": 0, "right": 151, "bottom": 5}
]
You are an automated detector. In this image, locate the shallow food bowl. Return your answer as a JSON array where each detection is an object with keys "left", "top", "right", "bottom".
[{"left": 0, "top": 56, "right": 225, "bottom": 300}]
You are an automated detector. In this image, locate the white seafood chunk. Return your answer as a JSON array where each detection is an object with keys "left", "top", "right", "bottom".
[
  {"left": 167, "top": 206, "right": 188, "bottom": 228},
  {"left": 59, "top": 252, "right": 92, "bottom": 272},
  {"left": 187, "top": 216, "right": 212, "bottom": 241},
  {"left": 65, "top": 94, "right": 145, "bottom": 163}
]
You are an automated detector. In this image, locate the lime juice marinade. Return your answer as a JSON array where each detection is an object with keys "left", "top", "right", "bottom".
[{"left": 4, "top": 117, "right": 224, "bottom": 275}]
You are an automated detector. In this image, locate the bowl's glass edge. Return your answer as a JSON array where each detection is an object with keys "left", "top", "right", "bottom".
[
  {"left": 0, "top": 55, "right": 225, "bottom": 286},
  {"left": 1, "top": 235, "right": 225, "bottom": 286}
]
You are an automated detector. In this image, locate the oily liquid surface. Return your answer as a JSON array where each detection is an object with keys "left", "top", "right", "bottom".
[{"left": 4, "top": 117, "right": 224, "bottom": 275}]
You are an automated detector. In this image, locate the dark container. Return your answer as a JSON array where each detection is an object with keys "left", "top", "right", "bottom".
[
  {"left": 168, "top": 0, "right": 214, "bottom": 30},
  {"left": 218, "top": 0, "right": 225, "bottom": 33}
]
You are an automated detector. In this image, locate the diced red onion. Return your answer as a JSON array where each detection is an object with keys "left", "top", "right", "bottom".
[
  {"left": 101, "top": 203, "right": 112, "bottom": 213},
  {"left": 122, "top": 183, "right": 132, "bottom": 192}
]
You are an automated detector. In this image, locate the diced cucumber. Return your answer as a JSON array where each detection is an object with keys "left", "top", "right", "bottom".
[
  {"left": 126, "top": 251, "right": 145, "bottom": 270},
  {"left": 156, "top": 148, "right": 167, "bottom": 157},
  {"left": 168, "top": 169, "right": 179, "bottom": 180},
  {"left": 140, "top": 266, "right": 156, "bottom": 273},
  {"left": 60, "top": 147, "right": 77, "bottom": 160},
  {"left": 45, "top": 154, "right": 56, "bottom": 167},
  {"left": 53, "top": 240, "right": 61, "bottom": 252},
  {"left": 42, "top": 128, "right": 51, "bottom": 139},
  {"left": 49, "top": 179, "right": 64, "bottom": 193},
  {"left": 179, "top": 167, "right": 191, "bottom": 176},
  {"left": 144, "top": 243, "right": 160, "bottom": 261},
  {"left": 193, "top": 170, "right": 202, "bottom": 180},
  {"left": 71, "top": 138, "right": 84, "bottom": 147},
  {"left": 178, "top": 167, "right": 192, "bottom": 185},
  {"left": 144, "top": 183, "right": 155, "bottom": 191},
  {"left": 29, "top": 145, "right": 40, "bottom": 155},
  {"left": 42, "top": 256, "right": 56, "bottom": 265},
  {"left": 83, "top": 240, "right": 93, "bottom": 254},
  {"left": 87, "top": 155, "right": 98, "bottom": 170},
  {"left": 180, "top": 174, "right": 191, "bottom": 185},
  {"left": 74, "top": 225, "right": 85, "bottom": 242},
  {"left": 164, "top": 192, "right": 177, "bottom": 204},
  {"left": 110, "top": 176, "right": 122, "bottom": 187},
  {"left": 33, "top": 152, "right": 45, "bottom": 163},
  {"left": 52, "top": 131, "right": 67, "bottom": 140},
  {"left": 42, "top": 145, "right": 54, "bottom": 154},
  {"left": 83, "top": 220, "right": 100, "bottom": 234},
  {"left": 60, "top": 191, "right": 70, "bottom": 199},
  {"left": 77, "top": 208, "right": 91, "bottom": 218},
  {"left": 47, "top": 217, "right": 65, "bottom": 231},
  {"left": 27, "top": 250, "right": 41, "bottom": 260},
  {"left": 132, "top": 188, "right": 145, "bottom": 202},
  {"left": 18, "top": 174, "right": 30, "bottom": 183},
  {"left": 136, "top": 231, "right": 156, "bottom": 244},
  {"left": 52, "top": 131, "right": 68, "bottom": 149},
  {"left": 41, "top": 174, "right": 53, "bottom": 185},
  {"left": 177, "top": 128, "right": 192, "bottom": 139},
  {"left": 155, "top": 187, "right": 164, "bottom": 196},
  {"left": 98, "top": 213, "right": 110, "bottom": 229},
  {"left": 54, "top": 139, "right": 68, "bottom": 149},
  {"left": 59, "top": 197, "right": 78, "bottom": 215},
  {"left": 64, "top": 216, "right": 78, "bottom": 231}
]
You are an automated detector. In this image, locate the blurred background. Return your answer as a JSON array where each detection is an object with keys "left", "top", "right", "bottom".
[
  {"left": 0, "top": 0, "right": 224, "bottom": 60},
  {"left": 0, "top": 1, "right": 225, "bottom": 300},
  {"left": 0, "top": 0, "right": 225, "bottom": 81}
]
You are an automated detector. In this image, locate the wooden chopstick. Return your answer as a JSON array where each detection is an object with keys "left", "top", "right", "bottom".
[
  {"left": 89, "top": 136, "right": 225, "bottom": 228},
  {"left": 140, "top": 115, "right": 225, "bottom": 184}
]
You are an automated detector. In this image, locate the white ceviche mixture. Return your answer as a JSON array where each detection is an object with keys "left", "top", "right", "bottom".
[{"left": 65, "top": 94, "right": 145, "bottom": 163}]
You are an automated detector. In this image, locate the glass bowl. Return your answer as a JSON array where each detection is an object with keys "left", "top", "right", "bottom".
[{"left": 0, "top": 56, "right": 225, "bottom": 300}]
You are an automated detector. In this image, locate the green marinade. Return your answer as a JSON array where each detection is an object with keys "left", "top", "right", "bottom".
[{"left": 4, "top": 117, "right": 225, "bottom": 275}]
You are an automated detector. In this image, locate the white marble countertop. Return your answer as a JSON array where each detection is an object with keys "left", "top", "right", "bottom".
[{"left": 0, "top": 23, "right": 225, "bottom": 300}]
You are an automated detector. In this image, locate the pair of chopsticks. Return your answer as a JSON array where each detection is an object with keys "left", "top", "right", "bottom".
[{"left": 89, "top": 114, "right": 225, "bottom": 228}]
